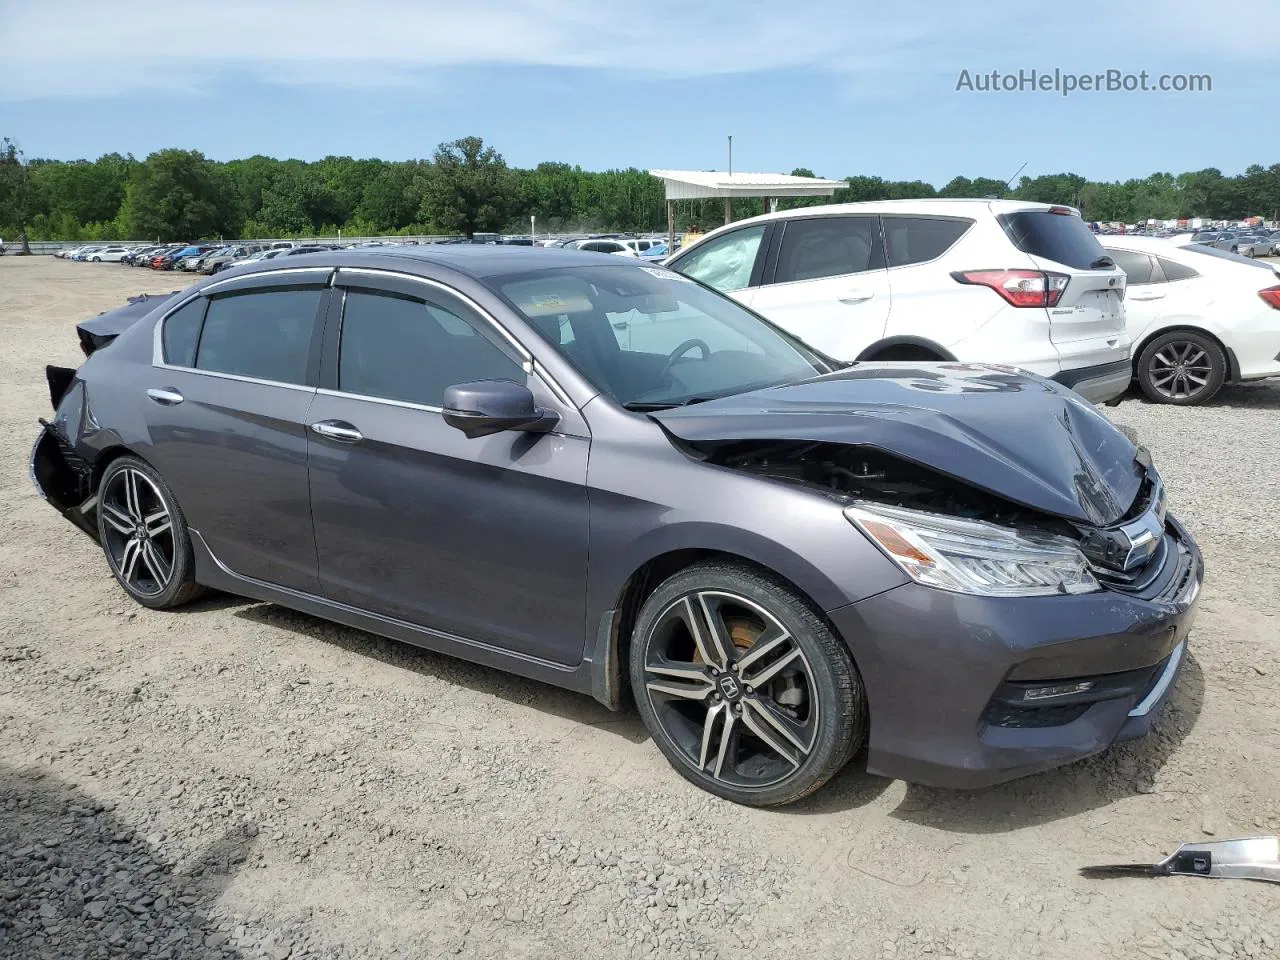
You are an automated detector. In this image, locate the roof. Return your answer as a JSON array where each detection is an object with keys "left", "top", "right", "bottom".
[{"left": 649, "top": 169, "right": 847, "bottom": 200}]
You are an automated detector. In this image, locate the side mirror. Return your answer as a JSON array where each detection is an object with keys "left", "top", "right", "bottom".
[{"left": 442, "top": 380, "right": 560, "bottom": 439}]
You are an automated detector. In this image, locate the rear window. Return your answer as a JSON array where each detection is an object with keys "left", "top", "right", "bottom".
[{"left": 998, "top": 211, "right": 1109, "bottom": 270}]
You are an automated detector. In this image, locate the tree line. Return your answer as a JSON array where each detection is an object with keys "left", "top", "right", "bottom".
[{"left": 2, "top": 135, "right": 1278, "bottom": 246}]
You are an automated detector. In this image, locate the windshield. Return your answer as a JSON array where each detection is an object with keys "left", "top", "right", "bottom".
[{"left": 491, "top": 263, "right": 833, "bottom": 408}]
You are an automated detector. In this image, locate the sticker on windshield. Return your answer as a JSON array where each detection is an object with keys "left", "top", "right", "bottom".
[{"left": 639, "top": 266, "right": 692, "bottom": 282}]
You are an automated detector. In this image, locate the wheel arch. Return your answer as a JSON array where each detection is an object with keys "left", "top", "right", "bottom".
[
  {"left": 1133, "top": 324, "right": 1240, "bottom": 383},
  {"left": 590, "top": 545, "right": 857, "bottom": 711},
  {"left": 855, "top": 336, "right": 956, "bottom": 362}
]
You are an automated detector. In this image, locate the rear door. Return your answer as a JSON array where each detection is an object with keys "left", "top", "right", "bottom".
[
  {"left": 746, "top": 215, "right": 890, "bottom": 359},
  {"left": 142, "top": 269, "right": 330, "bottom": 592},
  {"left": 998, "top": 209, "right": 1128, "bottom": 368}
]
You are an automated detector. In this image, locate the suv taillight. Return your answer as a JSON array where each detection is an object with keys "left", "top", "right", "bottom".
[
  {"left": 952, "top": 269, "right": 1070, "bottom": 308},
  {"left": 1259, "top": 286, "right": 1280, "bottom": 310}
]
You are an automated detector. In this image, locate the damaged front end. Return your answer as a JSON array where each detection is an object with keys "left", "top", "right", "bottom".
[
  {"left": 30, "top": 365, "right": 100, "bottom": 540},
  {"left": 684, "top": 437, "right": 1195, "bottom": 605}
]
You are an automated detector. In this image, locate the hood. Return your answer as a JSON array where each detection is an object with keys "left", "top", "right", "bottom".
[
  {"left": 75, "top": 291, "right": 182, "bottom": 354},
  {"left": 652, "top": 363, "right": 1144, "bottom": 526}
]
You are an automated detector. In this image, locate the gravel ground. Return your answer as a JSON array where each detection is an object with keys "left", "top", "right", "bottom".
[{"left": 1, "top": 256, "right": 1278, "bottom": 960}]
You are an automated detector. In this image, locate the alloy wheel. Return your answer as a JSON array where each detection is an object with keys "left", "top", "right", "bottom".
[
  {"left": 1147, "top": 341, "right": 1213, "bottom": 401},
  {"left": 99, "top": 467, "right": 175, "bottom": 597},
  {"left": 641, "top": 590, "right": 819, "bottom": 789}
]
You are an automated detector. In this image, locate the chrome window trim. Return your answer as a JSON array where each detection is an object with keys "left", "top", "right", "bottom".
[
  {"left": 317, "top": 387, "right": 443, "bottom": 414},
  {"left": 150, "top": 266, "right": 334, "bottom": 369},
  {"left": 151, "top": 364, "right": 317, "bottom": 393}
]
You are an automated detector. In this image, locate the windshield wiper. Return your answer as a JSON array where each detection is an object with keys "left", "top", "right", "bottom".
[
  {"left": 1090, "top": 255, "right": 1116, "bottom": 269},
  {"left": 622, "top": 396, "right": 719, "bottom": 412}
]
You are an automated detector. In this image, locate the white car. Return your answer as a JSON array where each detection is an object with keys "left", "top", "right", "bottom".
[
  {"left": 1101, "top": 235, "right": 1280, "bottom": 404},
  {"left": 86, "top": 246, "right": 134, "bottom": 263},
  {"left": 665, "top": 199, "right": 1131, "bottom": 403},
  {"left": 569, "top": 238, "right": 639, "bottom": 257}
]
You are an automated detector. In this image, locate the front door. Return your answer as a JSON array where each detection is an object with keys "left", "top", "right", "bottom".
[
  {"left": 306, "top": 272, "right": 591, "bottom": 666},
  {"left": 747, "top": 215, "right": 892, "bottom": 360}
]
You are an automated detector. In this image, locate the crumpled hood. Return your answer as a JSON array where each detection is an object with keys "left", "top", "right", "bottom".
[{"left": 652, "top": 363, "right": 1145, "bottom": 526}]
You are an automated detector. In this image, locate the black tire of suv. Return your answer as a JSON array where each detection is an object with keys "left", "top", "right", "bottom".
[
  {"left": 1136, "top": 330, "right": 1227, "bottom": 406},
  {"left": 629, "top": 560, "right": 866, "bottom": 807},
  {"left": 96, "top": 456, "right": 206, "bottom": 610}
]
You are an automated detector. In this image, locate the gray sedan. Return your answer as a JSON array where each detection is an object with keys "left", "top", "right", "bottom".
[{"left": 31, "top": 247, "right": 1201, "bottom": 805}]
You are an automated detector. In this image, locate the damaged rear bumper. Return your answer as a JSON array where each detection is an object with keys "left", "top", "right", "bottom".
[
  {"left": 827, "top": 516, "right": 1202, "bottom": 789},
  {"left": 30, "top": 423, "right": 99, "bottom": 542}
]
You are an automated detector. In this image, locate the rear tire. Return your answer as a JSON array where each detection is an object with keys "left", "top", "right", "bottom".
[
  {"left": 1136, "top": 330, "right": 1226, "bottom": 405},
  {"left": 96, "top": 456, "right": 205, "bottom": 610},
  {"left": 629, "top": 561, "right": 865, "bottom": 806}
]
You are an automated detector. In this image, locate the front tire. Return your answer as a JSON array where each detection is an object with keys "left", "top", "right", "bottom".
[
  {"left": 96, "top": 456, "right": 205, "bottom": 609},
  {"left": 1136, "top": 330, "right": 1226, "bottom": 405},
  {"left": 629, "top": 561, "right": 865, "bottom": 806}
]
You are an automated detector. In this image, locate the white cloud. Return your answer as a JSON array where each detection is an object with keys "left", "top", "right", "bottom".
[{"left": 0, "top": 0, "right": 1271, "bottom": 101}]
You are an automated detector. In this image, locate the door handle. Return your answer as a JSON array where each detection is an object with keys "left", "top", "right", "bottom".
[
  {"left": 1128, "top": 290, "right": 1166, "bottom": 301},
  {"left": 838, "top": 290, "right": 875, "bottom": 304},
  {"left": 146, "top": 387, "right": 184, "bottom": 405},
  {"left": 310, "top": 420, "right": 364, "bottom": 443}
]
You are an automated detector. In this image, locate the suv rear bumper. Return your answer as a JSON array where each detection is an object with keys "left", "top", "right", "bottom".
[{"left": 1052, "top": 358, "right": 1131, "bottom": 403}]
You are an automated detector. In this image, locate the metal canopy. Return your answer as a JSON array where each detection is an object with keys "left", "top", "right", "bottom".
[{"left": 649, "top": 169, "right": 848, "bottom": 201}]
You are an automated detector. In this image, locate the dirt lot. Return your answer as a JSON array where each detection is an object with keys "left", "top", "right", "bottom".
[{"left": 1, "top": 256, "right": 1278, "bottom": 960}]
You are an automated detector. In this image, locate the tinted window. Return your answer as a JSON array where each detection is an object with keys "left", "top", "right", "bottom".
[
  {"left": 883, "top": 217, "right": 971, "bottom": 267},
  {"left": 338, "top": 291, "right": 524, "bottom": 407},
  {"left": 672, "top": 225, "right": 766, "bottom": 292},
  {"left": 773, "top": 217, "right": 883, "bottom": 284},
  {"left": 162, "top": 298, "right": 206, "bottom": 366},
  {"left": 998, "top": 211, "right": 1109, "bottom": 269},
  {"left": 1108, "top": 249, "right": 1157, "bottom": 285},
  {"left": 1156, "top": 257, "right": 1199, "bottom": 281},
  {"left": 195, "top": 289, "right": 323, "bottom": 384}
]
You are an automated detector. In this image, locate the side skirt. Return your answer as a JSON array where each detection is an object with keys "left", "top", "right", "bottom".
[{"left": 188, "top": 530, "right": 611, "bottom": 706}]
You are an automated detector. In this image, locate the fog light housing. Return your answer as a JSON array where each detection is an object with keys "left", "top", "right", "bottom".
[{"left": 1022, "top": 681, "right": 1096, "bottom": 702}]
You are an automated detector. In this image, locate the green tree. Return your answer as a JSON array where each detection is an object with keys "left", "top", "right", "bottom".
[
  {"left": 420, "top": 137, "right": 512, "bottom": 238},
  {"left": 118, "top": 149, "right": 237, "bottom": 241},
  {"left": 0, "top": 138, "right": 35, "bottom": 252}
]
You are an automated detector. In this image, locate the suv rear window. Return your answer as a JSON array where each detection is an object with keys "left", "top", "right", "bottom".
[{"left": 998, "top": 211, "right": 1109, "bottom": 270}]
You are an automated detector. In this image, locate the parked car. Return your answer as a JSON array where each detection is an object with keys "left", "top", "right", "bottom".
[
  {"left": 665, "top": 200, "right": 1132, "bottom": 404},
  {"left": 31, "top": 247, "right": 1200, "bottom": 806},
  {"left": 1103, "top": 236, "right": 1280, "bottom": 404},
  {"left": 121, "top": 246, "right": 161, "bottom": 266},
  {"left": 198, "top": 245, "right": 260, "bottom": 275},
  {"left": 1198, "top": 232, "right": 1270, "bottom": 257},
  {"left": 569, "top": 238, "right": 639, "bottom": 257},
  {"left": 226, "top": 248, "right": 286, "bottom": 269},
  {"left": 71, "top": 246, "right": 106, "bottom": 262},
  {"left": 155, "top": 245, "right": 214, "bottom": 270},
  {"left": 86, "top": 246, "right": 134, "bottom": 263},
  {"left": 1237, "top": 234, "right": 1279, "bottom": 257}
]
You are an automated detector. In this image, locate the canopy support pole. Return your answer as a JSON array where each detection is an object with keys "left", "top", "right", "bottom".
[{"left": 666, "top": 200, "right": 675, "bottom": 255}]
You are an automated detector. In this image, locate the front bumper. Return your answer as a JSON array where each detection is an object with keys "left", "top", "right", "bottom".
[
  {"left": 828, "top": 515, "right": 1202, "bottom": 789},
  {"left": 1051, "top": 358, "right": 1132, "bottom": 404}
]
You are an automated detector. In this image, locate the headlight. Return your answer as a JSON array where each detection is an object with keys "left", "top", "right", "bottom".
[{"left": 845, "top": 502, "right": 1099, "bottom": 598}]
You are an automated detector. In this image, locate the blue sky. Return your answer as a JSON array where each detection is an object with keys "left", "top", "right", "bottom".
[{"left": 1, "top": 0, "right": 1276, "bottom": 184}]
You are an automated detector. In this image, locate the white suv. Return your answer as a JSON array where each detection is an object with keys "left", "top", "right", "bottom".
[{"left": 665, "top": 199, "right": 1132, "bottom": 403}]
